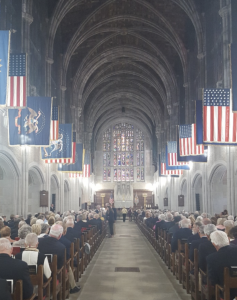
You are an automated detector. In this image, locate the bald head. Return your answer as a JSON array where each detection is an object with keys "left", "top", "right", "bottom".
[{"left": 49, "top": 224, "right": 63, "bottom": 239}]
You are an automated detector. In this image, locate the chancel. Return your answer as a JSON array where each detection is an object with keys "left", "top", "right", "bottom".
[{"left": 1, "top": 1, "right": 237, "bottom": 300}]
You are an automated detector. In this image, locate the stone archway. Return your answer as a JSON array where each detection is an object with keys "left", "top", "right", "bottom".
[
  {"left": 192, "top": 173, "right": 203, "bottom": 213},
  {"left": 64, "top": 180, "right": 70, "bottom": 212},
  {"left": 0, "top": 151, "right": 20, "bottom": 218},
  {"left": 51, "top": 174, "right": 60, "bottom": 212},
  {"left": 28, "top": 167, "right": 45, "bottom": 214},
  {"left": 209, "top": 164, "right": 227, "bottom": 215}
]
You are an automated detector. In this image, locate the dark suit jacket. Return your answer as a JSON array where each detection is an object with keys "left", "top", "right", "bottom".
[
  {"left": 207, "top": 245, "right": 237, "bottom": 298},
  {"left": 168, "top": 223, "right": 180, "bottom": 235},
  {"left": 198, "top": 240, "right": 216, "bottom": 271},
  {"left": 59, "top": 235, "right": 71, "bottom": 259},
  {"left": 171, "top": 228, "right": 192, "bottom": 252},
  {"left": 74, "top": 220, "right": 88, "bottom": 232},
  {"left": 163, "top": 221, "right": 175, "bottom": 231},
  {"left": 0, "top": 254, "right": 33, "bottom": 299},
  {"left": 38, "top": 236, "right": 65, "bottom": 269},
  {"left": 87, "top": 219, "right": 97, "bottom": 227},
  {"left": 65, "top": 227, "right": 81, "bottom": 243},
  {"left": 0, "top": 279, "right": 11, "bottom": 300},
  {"left": 187, "top": 233, "right": 200, "bottom": 246},
  {"left": 145, "top": 217, "right": 153, "bottom": 228},
  {"left": 189, "top": 237, "right": 209, "bottom": 261}
]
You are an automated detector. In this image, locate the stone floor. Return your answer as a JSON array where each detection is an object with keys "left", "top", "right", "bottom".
[{"left": 69, "top": 220, "right": 191, "bottom": 300}]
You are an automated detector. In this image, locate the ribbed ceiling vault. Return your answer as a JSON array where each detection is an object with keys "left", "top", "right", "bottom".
[{"left": 47, "top": 0, "right": 204, "bottom": 145}]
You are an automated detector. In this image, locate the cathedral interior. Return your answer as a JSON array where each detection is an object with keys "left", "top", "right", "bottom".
[{"left": 0, "top": 0, "right": 236, "bottom": 217}]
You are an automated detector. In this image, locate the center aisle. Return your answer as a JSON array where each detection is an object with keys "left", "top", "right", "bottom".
[{"left": 70, "top": 220, "right": 190, "bottom": 300}]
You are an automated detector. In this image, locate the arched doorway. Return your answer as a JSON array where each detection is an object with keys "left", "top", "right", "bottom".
[
  {"left": 209, "top": 164, "right": 227, "bottom": 215},
  {"left": 64, "top": 180, "right": 70, "bottom": 212},
  {"left": 51, "top": 175, "right": 59, "bottom": 212},
  {"left": 192, "top": 174, "right": 203, "bottom": 212},
  {"left": 28, "top": 167, "right": 44, "bottom": 214},
  {"left": 0, "top": 152, "right": 20, "bottom": 218}
]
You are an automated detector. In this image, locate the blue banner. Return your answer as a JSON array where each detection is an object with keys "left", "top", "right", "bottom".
[
  {"left": 0, "top": 31, "right": 10, "bottom": 106},
  {"left": 58, "top": 143, "right": 83, "bottom": 172},
  {"left": 195, "top": 100, "right": 203, "bottom": 145},
  {"left": 165, "top": 146, "right": 190, "bottom": 170},
  {"left": 231, "top": 44, "right": 237, "bottom": 112},
  {"left": 41, "top": 123, "right": 72, "bottom": 159},
  {"left": 8, "top": 97, "right": 52, "bottom": 146}
]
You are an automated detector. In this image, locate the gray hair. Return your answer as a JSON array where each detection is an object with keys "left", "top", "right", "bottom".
[
  {"left": 224, "top": 220, "right": 234, "bottom": 227},
  {"left": 25, "top": 233, "right": 38, "bottom": 247},
  {"left": 204, "top": 224, "right": 217, "bottom": 236},
  {"left": 199, "top": 225, "right": 205, "bottom": 234},
  {"left": 180, "top": 218, "right": 191, "bottom": 228},
  {"left": 19, "top": 220, "right": 26, "bottom": 228},
  {"left": 36, "top": 219, "right": 44, "bottom": 225},
  {"left": 166, "top": 213, "right": 173, "bottom": 222},
  {"left": 66, "top": 219, "right": 74, "bottom": 227},
  {"left": 228, "top": 215, "right": 234, "bottom": 221},
  {"left": 41, "top": 223, "right": 49, "bottom": 234},
  {"left": 0, "top": 238, "right": 12, "bottom": 251},
  {"left": 194, "top": 221, "right": 203, "bottom": 228},
  {"left": 201, "top": 213, "right": 207, "bottom": 218},
  {"left": 18, "top": 224, "right": 32, "bottom": 239},
  {"left": 196, "top": 216, "right": 203, "bottom": 222},
  {"left": 158, "top": 214, "right": 165, "bottom": 221},
  {"left": 77, "top": 214, "right": 83, "bottom": 221},
  {"left": 210, "top": 231, "right": 229, "bottom": 248}
]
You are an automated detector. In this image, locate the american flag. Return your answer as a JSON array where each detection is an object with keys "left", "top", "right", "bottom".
[
  {"left": 83, "top": 150, "right": 90, "bottom": 178},
  {"left": 7, "top": 54, "right": 26, "bottom": 107},
  {"left": 167, "top": 141, "right": 189, "bottom": 166},
  {"left": 179, "top": 124, "right": 204, "bottom": 156},
  {"left": 45, "top": 132, "right": 76, "bottom": 164},
  {"left": 69, "top": 173, "right": 82, "bottom": 178},
  {"left": 203, "top": 89, "right": 237, "bottom": 143},
  {"left": 50, "top": 106, "right": 59, "bottom": 141},
  {"left": 160, "top": 153, "right": 183, "bottom": 176}
]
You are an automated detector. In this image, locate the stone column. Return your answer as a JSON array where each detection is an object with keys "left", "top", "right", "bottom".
[
  {"left": 183, "top": 82, "right": 190, "bottom": 124},
  {"left": 45, "top": 57, "right": 54, "bottom": 97},
  {"left": 60, "top": 86, "right": 67, "bottom": 123}
]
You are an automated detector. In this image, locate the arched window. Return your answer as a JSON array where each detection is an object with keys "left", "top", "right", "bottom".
[{"left": 103, "top": 123, "right": 145, "bottom": 182}]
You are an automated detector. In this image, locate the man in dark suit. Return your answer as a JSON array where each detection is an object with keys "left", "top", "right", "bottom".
[
  {"left": 189, "top": 225, "right": 209, "bottom": 261},
  {"left": 171, "top": 218, "right": 192, "bottom": 252},
  {"left": 0, "top": 238, "right": 33, "bottom": 299},
  {"left": 65, "top": 219, "right": 81, "bottom": 242},
  {"left": 207, "top": 231, "right": 237, "bottom": 299},
  {"left": 74, "top": 214, "right": 88, "bottom": 232},
  {"left": 162, "top": 213, "right": 175, "bottom": 231},
  {"left": 87, "top": 214, "right": 97, "bottom": 227},
  {"left": 168, "top": 215, "right": 181, "bottom": 235},
  {"left": 187, "top": 221, "right": 202, "bottom": 245},
  {"left": 198, "top": 224, "right": 216, "bottom": 271}
]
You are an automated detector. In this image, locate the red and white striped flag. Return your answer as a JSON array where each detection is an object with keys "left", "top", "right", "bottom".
[
  {"left": 203, "top": 89, "right": 237, "bottom": 143},
  {"left": 160, "top": 153, "right": 183, "bottom": 176},
  {"left": 50, "top": 106, "right": 59, "bottom": 141},
  {"left": 179, "top": 124, "right": 204, "bottom": 156},
  {"left": 83, "top": 150, "right": 90, "bottom": 178},
  {"left": 69, "top": 173, "right": 82, "bottom": 178},
  {"left": 7, "top": 53, "right": 27, "bottom": 107},
  {"left": 167, "top": 141, "right": 189, "bottom": 166}
]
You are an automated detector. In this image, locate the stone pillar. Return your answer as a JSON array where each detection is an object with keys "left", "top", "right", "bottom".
[
  {"left": 183, "top": 82, "right": 190, "bottom": 124},
  {"left": 45, "top": 57, "right": 54, "bottom": 97},
  {"left": 60, "top": 86, "right": 67, "bottom": 123}
]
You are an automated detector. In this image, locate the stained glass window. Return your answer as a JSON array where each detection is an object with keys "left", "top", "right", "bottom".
[{"left": 103, "top": 123, "right": 145, "bottom": 182}]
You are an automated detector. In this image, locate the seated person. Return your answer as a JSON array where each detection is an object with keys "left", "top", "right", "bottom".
[
  {"left": 0, "top": 238, "right": 33, "bottom": 299},
  {"left": 171, "top": 218, "right": 192, "bottom": 253},
  {"left": 187, "top": 221, "right": 202, "bottom": 245},
  {"left": 189, "top": 225, "right": 208, "bottom": 262},
  {"left": 145, "top": 213, "right": 153, "bottom": 228},
  {"left": 13, "top": 224, "right": 32, "bottom": 248},
  {"left": 57, "top": 221, "right": 71, "bottom": 260},
  {"left": 10, "top": 218, "right": 22, "bottom": 240},
  {"left": 0, "top": 226, "right": 14, "bottom": 243},
  {"left": 65, "top": 219, "right": 81, "bottom": 242},
  {"left": 74, "top": 214, "right": 88, "bottom": 232},
  {"left": 38, "top": 224, "right": 80, "bottom": 294},
  {"left": 38, "top": 223, "right": 49, "bottom": 238},
  {"left": 87, "top": 213, "right": 97, "bottom": 227},
  {"left": 15, "top": 233, "right": 51, "bottom": 280},
  {"left": 154, "top": 214, "right": 166, "bottom": 239},
  {"left": 94, "top": 214, "right": 102, "bottom": 234},
  {"left": 168, "top": 215, "right": 181, "bottom": 235},
  {"left": 163, "top": 213, "right": 175, "bottom": 231},
  {"left": 198, "top": 224, "right": 217, "bottom": 271},
  {"left": 207, "top": 231, "right": 237, "bottom": 299},
  {"left": 229, "top": 226, "right": 237, "bottom": 245}
]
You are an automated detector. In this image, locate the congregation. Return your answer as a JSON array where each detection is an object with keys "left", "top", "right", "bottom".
[
  {"left": 139, "top": 209, "right": 237, "bottom": 300},
  {"left": 0, "top": 207, "right": 109, "bottom": 300}
]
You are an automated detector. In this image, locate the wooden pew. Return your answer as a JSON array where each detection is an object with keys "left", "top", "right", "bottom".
[
  {"left": 165, "top": 233, "right": 172, "bottom": 268},
  {"left": 175, "top": 239, "right": 187, "bottom": 283},
  {"left": 8, "top": 280, "right": 35, "bottom": 300},
  {"left": 215, "top": 267, "right": 237, "bottom": 300},
  {"left": 48, "top": 254, "right": 63, "bottom": 300},
  {"left": 62, "top": 249, "right": 70, "bottom": 300},
  {"left": 189, "top": 249, "right": 200, "bottom": 300},
  {"left": 200, "top": 269, "right": 215, "bottom": 300},
  {"left": 29, "top": 264, "right": 51, "bottom": 300},
  {"left": 181, "top": 243, "right": 190, "bottom": 293}
]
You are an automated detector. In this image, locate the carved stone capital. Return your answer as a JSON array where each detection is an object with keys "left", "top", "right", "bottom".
[
  {"left": 22, "top": 12, "right": 33, "bottom": 24},
  {"left": 60, "top": 85, "right": 67, "bottom": 91},
  {"left": 197, "top": 52, "right": 205, "bottom": 60},
  {"left": 219, "top": 6, "right": 229, "bottom": 18},
  {"left": 46, "top": 57, "right": 54, "bottom": 64}
]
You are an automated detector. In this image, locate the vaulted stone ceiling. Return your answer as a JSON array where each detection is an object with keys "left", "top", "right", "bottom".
[{"left": 47, "top": 0, "right": 204, "bottom": 143}]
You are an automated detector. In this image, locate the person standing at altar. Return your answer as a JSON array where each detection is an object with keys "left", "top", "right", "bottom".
[{"left": 122, "top": 207, "right": 127, "bottom": 222}]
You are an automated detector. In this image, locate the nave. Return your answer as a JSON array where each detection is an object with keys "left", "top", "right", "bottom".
[{"left": 72, "top": 220, "right": 189, "bottom": 300}]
